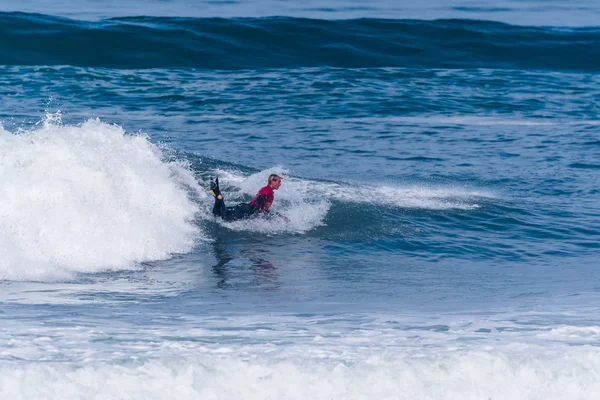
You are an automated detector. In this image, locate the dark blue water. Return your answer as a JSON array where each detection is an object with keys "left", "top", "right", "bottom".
[
  {"left": 0, "top": 2, "right": 599, "bottom": 398},
  {"left": 2, "top": 14, "right": 600, "bottom": 70}
]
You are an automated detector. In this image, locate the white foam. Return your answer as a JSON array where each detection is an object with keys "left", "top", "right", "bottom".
[
  {"left": 0, "top": 117, "right": 203, "bottom": 281},
  {"left": 322, "top": 183, "right": 492, "bottom": 210},
  {"left": 539, "top": 326, "right": 600, "bottom": 342},
  {"left": 0, "top": 346, "right": 599, "bottom": 400},
  {"left": 2, "top": 311, "right": 600, "bottom": 399}
]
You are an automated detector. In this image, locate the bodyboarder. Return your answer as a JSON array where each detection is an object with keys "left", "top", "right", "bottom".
[{"left": 210, "top": 174, "right": 282, "bottom": 221}]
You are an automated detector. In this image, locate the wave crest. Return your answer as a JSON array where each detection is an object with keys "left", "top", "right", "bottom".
[{"left": 0, "top": 117, "right": 202, "bottom": 281}]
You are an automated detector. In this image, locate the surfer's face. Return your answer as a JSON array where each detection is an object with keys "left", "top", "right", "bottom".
[{"left": 270, "top": 177, "right": 282, "bottom": 190}]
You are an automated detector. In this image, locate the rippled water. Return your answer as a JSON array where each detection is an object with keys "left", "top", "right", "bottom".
[{"left": 1, "top": 2, "right": 600, "bottom": 399}]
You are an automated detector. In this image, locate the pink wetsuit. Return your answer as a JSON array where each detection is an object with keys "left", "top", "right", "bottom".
[{"left": 250, "top": 185, "right": 274, "bottom": 213}]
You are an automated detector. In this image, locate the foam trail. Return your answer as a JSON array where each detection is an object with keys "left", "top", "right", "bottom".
[
  {"left": 328, "top": 184, "right": 493, "bottom": 210},
  {"left": 0, "top": 117, "right": 203, "bottom": 281},
  {"left": 214, "top": 167, "right": 493, "bottom": 213}
]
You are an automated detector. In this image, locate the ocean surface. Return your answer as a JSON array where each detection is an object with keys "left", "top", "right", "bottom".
[{"left": 1, "top": 1, "right": 600, "bottom": 399}]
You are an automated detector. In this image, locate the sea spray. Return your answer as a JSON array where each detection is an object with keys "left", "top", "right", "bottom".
[{"left": 0, "top": 118, "right": 202, "bottom": 280}]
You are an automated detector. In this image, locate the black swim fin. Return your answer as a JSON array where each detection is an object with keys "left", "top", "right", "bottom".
[{"left": 210, "top": 177, "right": 221, "bottom": 198}]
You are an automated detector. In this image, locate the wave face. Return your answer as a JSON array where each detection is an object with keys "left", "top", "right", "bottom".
[
  {"left": 1, "top": 12, "right": 600, "bottom": 71},
  {"left": 0, "top": 117, "right": 202, "bottom": 280}
]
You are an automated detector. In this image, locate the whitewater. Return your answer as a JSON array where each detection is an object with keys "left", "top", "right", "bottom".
[{"left": 0, "top": 118, "right": 201, "bottom": 280}]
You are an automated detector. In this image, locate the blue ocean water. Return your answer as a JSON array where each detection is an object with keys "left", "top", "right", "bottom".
[{"left": 1, "top": 1, "right": 600, "bottom": 398}]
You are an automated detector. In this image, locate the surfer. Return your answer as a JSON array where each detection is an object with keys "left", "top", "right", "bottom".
[{"left": 210, "top": 174, "right": 282, "bottom": 221}]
